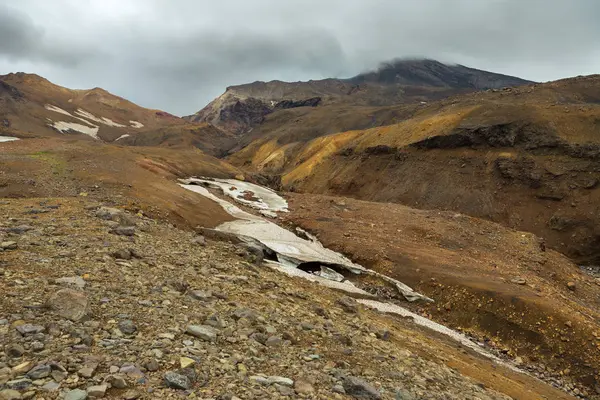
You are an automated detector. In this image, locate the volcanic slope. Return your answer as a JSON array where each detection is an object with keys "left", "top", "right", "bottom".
[
  {"left": 186, "top": 59, "right": 532, "bottom": 135},
  {"left": 228, "top": 74, "right": 600, "bottom": 265}
]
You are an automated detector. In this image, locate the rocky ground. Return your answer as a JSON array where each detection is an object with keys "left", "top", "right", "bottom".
[{"left": 0, "top": 196, "right": 575, "bottom": 400}]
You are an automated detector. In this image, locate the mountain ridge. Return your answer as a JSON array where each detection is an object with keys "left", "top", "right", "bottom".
[{"left": 185, "top": 59, "right": 533, "bottom": 134}]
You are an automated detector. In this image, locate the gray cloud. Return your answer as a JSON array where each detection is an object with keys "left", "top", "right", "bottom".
[{"left": 0, "top": 0, "right": 599, "bottom": 115}]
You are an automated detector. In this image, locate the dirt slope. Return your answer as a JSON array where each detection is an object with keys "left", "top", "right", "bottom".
[
  {"left": 229, "top": 75, "right": 600, "bottom": 264},
  {"left": 283, "top": 193, "right": 600, "bottom": 396},
  {"left": 0, "top": 138, "right": 241, "bottom": 228},
  {"left": 0, "top": 196, "right": 575, "bottom": 399}
]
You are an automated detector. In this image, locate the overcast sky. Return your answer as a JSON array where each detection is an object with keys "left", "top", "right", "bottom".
[{"left": 1, "top": 0, "right": 599, "bottom": 115}]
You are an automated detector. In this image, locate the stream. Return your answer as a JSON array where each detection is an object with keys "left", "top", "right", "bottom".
[{"left": 180, "top": 177, "right": 522, "bottom": 372}]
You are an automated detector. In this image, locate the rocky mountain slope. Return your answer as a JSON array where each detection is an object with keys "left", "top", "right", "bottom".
[
  {"left": 186, "top": 59, "right": 532, "bottom": 134},
  {"left": 228, "top": 75, "right": 600, "bottom": 266},
  {"left": 0, "top": 195, "right": 577, "bottom": 400}
]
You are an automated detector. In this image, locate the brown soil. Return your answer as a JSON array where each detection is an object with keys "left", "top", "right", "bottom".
[
  {"left": 0, "top": 138, "right": 242, "bottom": 229},
  {"left": 282, "top": 192, "right": 600, "bottom": 396},
  {"left": 228, "top": 75, "right": 600, "bottom": 265}
]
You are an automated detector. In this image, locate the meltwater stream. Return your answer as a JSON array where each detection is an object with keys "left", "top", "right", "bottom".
[{"left": 180, "top": 177, "right": 522, "bottom": 372}]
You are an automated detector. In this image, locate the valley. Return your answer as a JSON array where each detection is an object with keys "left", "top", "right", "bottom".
[{"left": 1, "top": 59, "right": 599, "bottom": 399}]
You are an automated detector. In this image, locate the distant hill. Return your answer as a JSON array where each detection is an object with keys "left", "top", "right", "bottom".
[{"left": 185, "top": 59, "right": 533, "bottom": 134}]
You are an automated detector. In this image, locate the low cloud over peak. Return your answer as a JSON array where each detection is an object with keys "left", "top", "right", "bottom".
[{"left": 1, "top": 0, "right": 599, "bottom": 115}]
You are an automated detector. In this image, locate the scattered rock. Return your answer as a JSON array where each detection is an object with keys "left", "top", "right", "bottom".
[
  {"left": 294, "top": 379, "right": 315, "bottom": 394},
  {"left": 111, "top": 226, "right": 135, "bottom": 236},
  {"left": 26, "top": 364, "right": 51, "bottom": 379},
  {"left": 15, "top": 324, "right": 44, "bottom": 335},
  {"left": 337, "top": 296, "right": 359, "bottom": 313},
  {"left": 64, "top": 389, "right": 88, "bottom": 400},
  {"left": 1, "top": 242, "right": 17, "bottom": 251},
  {"left": 5, "top": 343, "right": 25, "bottom": 358},
  {"left": 47, "top": 289, "right": 88, "bottom": 321},
  {"left": 164, "top": 371, "right": 191, "bottom": 390},
  {"left": 118, "top": 320, "right": 137, "bottom": 335},
  {"left": 86, "top": 384, "right": 108, "bottom": 398},
  {"left": 55, "top": 276, "right": 87, "bottom": 289},
  {"left": 0, "top": 390, "right": 22, "bottom": 400},
  {"left": 511, "top": 277, "right": 527, "bottom": 285},
  {"left": 186, "top": 325, "right": 218, "bottom": 342},
  {"left": 343, "top": 376, "right": 381, "bottom": 399}
]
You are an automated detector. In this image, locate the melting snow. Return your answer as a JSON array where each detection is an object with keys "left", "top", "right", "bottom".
[
  {"left": 357, "top": 299, "right": 521, "bottom": 370},
  {"left": 45, "top": 104, "right": 74, "bottom": 117},
  {"left": 129, "top": 121, "right": 144, "bottom": 128},
  {"left": 75, "top": 109, "right": 126, "bottom": 127},
  {"left": 115, "top": 134, "right": 130, "bottom": 141},
  {"left": 181, "top": 177, "right": 526, "bottom": 374},
  {"left": 0, "top": 136, "right": 20, "bottom": 142},
  {"left": 184, "top": 178, "right": 288, "bottom": 214},
  {"left": 180, "top": 181, "right": 362, "bottom": 274},
  {"left": 49, "top": 121, "right": 99, "bottom": 139}
]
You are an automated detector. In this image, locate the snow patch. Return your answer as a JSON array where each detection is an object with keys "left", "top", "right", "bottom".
[
  {"left": 357, "top": 299, "right": 521, "bottom": 371},
  {"left": 129, "top": 120, "right": 144, "bottom": 128},
  {"left": 115, "top": 134, "right": 130, "bottom": 141},
  {"left": 75, "top": 109, "right": 126, "bottom": 127},
  {"left": 45, "top": 104, "right": 97, "bottom": 127},
  {"left": 180, "top": 181, "right": 363, "bottom": 274},
  {"left": 0, "top": 136, "right": 20, "bottom": 142},
  {"left": 49, "top": 121, "right": 99, "bottom": 139},
  {"left": 45, "top": 104, "right": 74, "bottom": 117},
  {"left": 184, "top": 178, "right": 288, "bottom": 214}
]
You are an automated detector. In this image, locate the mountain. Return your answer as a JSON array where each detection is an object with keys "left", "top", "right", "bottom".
[
  {"left": 0, "top": 72, "right": 239, "bottom": 156},
  {"left": 186, "top": 59, "right": 533, "bottom": 134},
  {"left": 228, "top": 74, "right": 600, "bottom": 266}
]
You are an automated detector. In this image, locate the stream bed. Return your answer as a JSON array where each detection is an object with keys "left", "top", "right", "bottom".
[{"left": 180, "top": 177, "right": 522, "bottom": 371}]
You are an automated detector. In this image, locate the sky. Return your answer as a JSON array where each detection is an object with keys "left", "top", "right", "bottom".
[{"left": 0, "top": 0, "right": 599, "bottom": 116}]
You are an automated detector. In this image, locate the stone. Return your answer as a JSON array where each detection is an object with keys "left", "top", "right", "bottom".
[
  {"left": 265, "top": 336, "right": 283, "bottom": 347},
  {"left": 5, "top": 344, "right": 25, "bottom": 358},
  {"left": 510, "top": 277, "right": 527, "bottom": 285},
  {"left": 12, "top": 362, "right": 33, "bottom": 374},
  {"left": 30, "top": 341, "right": 44, "bottom": 352},
  {"left": 343, "top": 376, "right": 381, "bottom": 399},
  {"left": 276, "top": 384, "right": 295, "bottom": 396},
  {"left": 1, "top": 242, "right": 17, "bottom": 251},
  {"left": 337, "top": 296, "right": 359, "bottom": 313},
  {"left": 0, "top": 390, "right": 21, "bottom": 400},
  {"left": 180, "top": 357, "right": 196, "bottom": 369},
  {"left": 6, "top": 378, "right": 32, "bottom": 391},
  {"left": 7, "top": 225, "right": 33, "bottom": 234},
  {"left": 112, "top": 249, "right": 132, "bottom": 260},
  {"left": 107, "top": 375, "right": 128, "bottom": 389},
  {"left": 268, "top": 376, "right": 294, "bottom": 386},
  {"left": 86, "top": 384, "right": 108, "bottom": 398},
  {"left": 189, "top": 290, "right": 212, "bottom": 301},
  {"left": 122, "top": 390, "right": 141, "bottom": 400},
  {"left": 64, "top": 389, "right": 88, "bottom": 400},
  {"left": 26, "top": 364, "right": 51, "bottom": 379},
  {"left": 567, "top": 281, "right": 576, "bottom": 291},
  {"left": 95, "top": 207, "right": 122, "bottom": 221},
  {"left": 118, "top": 320, "right": 137, "bottom": 335},
  {"left": 395, "top": 389, "right": 416, "bottom": 399},
  {"left": 41, "top": 381, "right": 60, "bottom": 392},
  {"left": 164, "top": 371, "right": 191, "bottom": 390},
  {"left": 78, "top": 365, "right": 97, "bottom": 378},
  {"left": 186, "top": 325, "right": 218, "bottom": 342},
  {"left": 47, "top": 289, "right": 88, "bottom": 321},
  {"left": 56, "top": 276, "right": 87, "bottom": 289},
  {"left": 143, "top": 359, "right": 159, "bottom": 372},
  {"left": 16, "top": 324, "right": 45, "bottom": 335},
  {"left": 294, "top": 379, "right": 315, "bottom": 394},
  {"left": 111, "top": 226, "right": 135, "bottom": 236}
]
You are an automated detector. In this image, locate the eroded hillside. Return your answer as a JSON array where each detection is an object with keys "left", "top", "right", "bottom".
[{"left": 228, "top": 75, "right": 600, "bottom": 264}]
